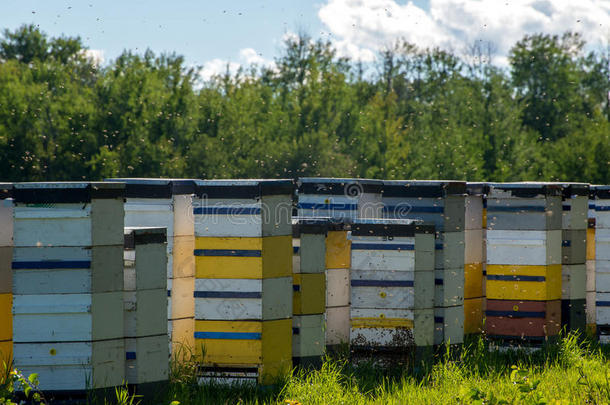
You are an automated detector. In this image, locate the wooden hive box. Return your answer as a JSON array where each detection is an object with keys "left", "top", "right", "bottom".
[
  {"left": 464, "top": 183, "right": 487, "bottom": 335},
  {"left": 106, "top": 178, "right": 196, "bottom": 357},
  {"left": 0, "top": 184, "right": 12, "bottom": 368},
  {"left": 292, "top": 218, "right": 328, "bottom": 367},
  {"left": 297, "top": 178, "right": 383, "bottom": 221},
  {"left": 11, "top": 182, "right": 125, "bottom": 392},
  {"left": 382, "top": 180, "right": 466, "bottom": 345},
  {"left": 485, "top": 183, "right": 563, "bottom": 343},
  {"left": 593, "top": 186, "right": 610, "bottom": 341},
  {"left": 324, "top": 222, "right": 351, "bottom": 350},
  {"left": 586, "top": 217, "right": 596, "bottom": 334},
  {"left": 193, "top": 180, "right": 293, "bottom": 384},
  {"left": 123, "top": 227, "right": 169, "bottom": 388},
  {"left": 558, "top": 183, "right": 589, "bottom": 333},
  {"left": 349, "top": 219, "right": 435, "bottom": 351}
]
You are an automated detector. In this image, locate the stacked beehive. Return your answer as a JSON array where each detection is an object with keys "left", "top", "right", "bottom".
[
  {"left": 192, "top": 180, "right": 293, "bottom": 384},
  {"left": 106, "top": 178, "right": 196, "bottom": 356},
  {"left": 485, "top": 183, "right": 562, "bottom": 343},
  {"left": 349, "top": 219, "right": 435, "bottom": 352},
  {"left": 123, "top": 227, "right": 169, "bottom": 388},
  {"left": 0, "top": 183, "right": 12, "bottom": 369},
  {"left": 296, "top": 178, "right": 383, "bottom": 221},
  {"left": 12, "top": 182, "right": 125, "bottom": 392},
  {"left": 464, "top": 183, "right": 487, "bottom": 335},
  {"left": 593, "top": 186, "right": 610, "bottom": 342},
  {"left": 586, "top": 193, "right": 596, "bottom": 335},
  {"left": 559, "top": 183, "right": 589, "bottom": 333},
  {"left": 292, "top": 218, "right": 327, "bottom": 367},
  {"left": 324, "top": 222, "right": 352, "bottom": 351},
  {"left": 382, "top": 181, "right": 466, "bottom": 345}
]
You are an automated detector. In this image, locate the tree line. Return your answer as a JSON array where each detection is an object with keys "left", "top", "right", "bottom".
[{"left": 0, "top": 24, "right": 608, "bottom": 183}]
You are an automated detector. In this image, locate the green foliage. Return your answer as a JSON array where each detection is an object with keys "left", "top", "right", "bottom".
[
  {"left": 0, "top": 365, "right": 45, "bottom": 405},
  {"left": 0, "top": 24, "right": 608, "bottom": 183}
]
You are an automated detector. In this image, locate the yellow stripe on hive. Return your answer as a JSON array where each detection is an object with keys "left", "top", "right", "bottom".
[
  {"left": 482, "top": 208, "right": 487, "bottom": 228},
  {"left": 351, "top": 317, "right": 414, "bottom": 329},
  {"left": 464, "top": 263, "right": 483, "bottom": 299},
  {"left": 194, "top": 236, "right": 291, "bottom": 279},
  {"left": 486, "top": 264, "right": 561, "bottom": 301},
  {"left": 195, "top": 320, "right": 263, "bottom": 333},
  {"left": 325, "top": 231, "right": 351, "bottom": 269},
  {"left": 0, "top": 294, "right": 11, "bottom": 342}
]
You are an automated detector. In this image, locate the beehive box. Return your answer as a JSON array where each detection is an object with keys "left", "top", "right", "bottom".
[
  {"left": 193, "top": 180, "right": 293, "bottom": 384},
  {"left": 292, "top": 218, "right": 327, "bottom": 367},
  {"left": 381, "top": 180, "right": 466, "bottom": 345},
  {"left": 349, "top": 219, "right": 435, "bottom": 351},
  {"left": 464, "top": 183, "right": 487, "bottom": 335},
  {"left": 106, "top": 178, "right": 196, "bottom": 357},
  {"left": 123, "top": 227, "right": 169, "bottom": 387},
  {"left": 11, "top": 182, "right": 125, "bottom": 392},
  {"left": 485, "top": 182, "right": 563, "bottom": 343},
  {"left": 593, "top": 186, "right": 610, "bottom": 342},
  {"left": 0, "top": 184, "right": 12, "bottom": 369},
  {"left": 559, "top": 183, "right": 589, "bottom": 333},
  {"left": 586, "top": 217, "right": 596, "bottom": 334},
  {"left": 297, "top": 178, "right": 383, "bottom": 221},
  {"left": 325, "top": 222, "right": 351, "bottom": 350}
]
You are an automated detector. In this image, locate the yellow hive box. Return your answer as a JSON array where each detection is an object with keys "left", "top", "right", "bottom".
[
  {"left": 325, "top": 231, "right": 351, "bottom": 269},
  {"left": 0, "top": 294, "right": 11, "bottom": 342},
  {"left": 195, "top": 236, "right": 291, "bottom": 279},
  {"left": 464, "top": 297, "right": 483, "bottom": 334},
  {"left": 194, "top": 319, "right": 291, "bottom": 384},
  {"left": 293, "top": 273, "right": 325, "bottom": 315},
  {"left": 486, "top": 264, "right": 561, "bottom": 301},
  {"left": 464, "top": 263, "right": 483, "bottom": 299}
]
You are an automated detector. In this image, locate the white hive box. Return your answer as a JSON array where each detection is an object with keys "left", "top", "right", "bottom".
[
  {"left": 106, "top": 178, "right": 196, "bottom": 357},
  {"left": 324, "top": 222, "right": 351, "bottom": 349},
  {"left": 124, "top": 227, "right": 169, "bottom": 386},
  {"left": 297, "top": 178, "right": 383, "bottom": 221},
  {"left": 11, "top": 182, "right": 125, "bottom": 392},
  {"left": 349, "top": 219, "right": 435, "bottom": 350},
  {"left": 593, "top": 186, "right": 610, "bottom": 340}
]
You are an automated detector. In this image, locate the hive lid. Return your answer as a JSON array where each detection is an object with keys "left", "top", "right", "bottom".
[
  {"left": 13, "top": 182, "right": 125, "bottom": 203},
  {"left": 194, "top": 179, "right": 294, "bottom": 198},
  {"left": 382, "top": 180, "right": 467, "bottom": 198},
  {"left": 298, "top": 178, "right": 383, "bottom": 196},
  {"left": 591, "top": 185, "right": 610, "bottom": 200},
  {"left": 351, "top": 218, "right": 434, "bottom": 237},
  {"left": 487, "top": 182, "right": 563, "bottom": 198},
  {"left": 466, "top": 182, "right": 490, "bottom": 196},
  {"left": 106, "top": 178, "right": 196, "bottom": 198}
]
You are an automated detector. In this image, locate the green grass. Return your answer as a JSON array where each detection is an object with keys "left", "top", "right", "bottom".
[{"left": 165, "top": 332, "right": 610, "bottom": 405}]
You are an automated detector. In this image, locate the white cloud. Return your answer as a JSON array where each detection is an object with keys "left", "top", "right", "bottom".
[
  {"left": 83, "top": 49, "right": 105, "bottom": 66},
  {"left": 318, "top": 0, "right": 610, "bottom": 64},
  {"left": 239, "top": 48, "right": 276, "bottom": 69},
  {"left": 200, "top": 58, "right": 240, "bottom": 81}
]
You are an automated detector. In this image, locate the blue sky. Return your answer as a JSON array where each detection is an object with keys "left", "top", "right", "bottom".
[{"left": 1, "top": 0, "right": 607, "bottom": 76}]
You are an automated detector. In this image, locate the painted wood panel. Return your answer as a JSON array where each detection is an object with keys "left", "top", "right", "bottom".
[
  {"left": 562, "top": 229, "right": 587, "bottom": 265},
  {"left": 433, "top": 306, "right": 464, "bottom": 345},
  {"left": 297, "top": 194, "right": 357, "bottom": 221},
  {"left": 464, "top": 263, "right": 484, "bottom": 299},
  {"left": 561, "top": 264, "right": 586, "bottom": 300},
  {"left": 195, "top": 236, "right": 292, "bottom": 279},
  {"left": 485, "top": 299, "right": 561, "bottom": 339},
  {"left": 434, "top": 267, "right": 465, "bottom": 307},
  {"left": 13, "top": 339, "right": 125, "bottom": 391},
  {"left": 465, "top": 195, "right": 484, "bottom": 230},
  {"left": 325, "top": 306, "right": 350, "bottom": 346},
  {"left": 381, "top": 196, "right": 465, "bottom": 232},
  {"left": 194, "top": 277, "right": 292, "bottom": 321},
  {"left": 292, "top": 314, "right": 324, "bottom": 358},
  {"left": 326, "top": 268, "right": 349, "bottom": 308},
  {"left": 294, "top": 233, "right": 326, "bottom": 274},
  {"left": 486, "top": 230, "right": 562, "bottom": 266},
  {"left": 125, "top": 335, "right": 169, "bottom": 385},
  {"left": 486, "top": 196, "right": 561, "bottom": 231},
  {"left": 0, "top": 340, "right": 11, "bottom": 369},
  {"left": 293, "top": 273, "right": 325, "bottom": 315},
  {"left": 0, "top": 198, "right": 13, "bottom": 247},
  {"left": 350, "top": 237, "right": 416, "bottom": 271},
  {"left": 0, "top": 247, "right": 11, "bottom": 295},
  {"left": 194, "top": 195, "right": 292, "bottom": 238},
  {"left": 0, "top": 293, "right": 11, "bottom": 341},
  {"left": 486, "top": 264, "right": 561, "bottom": 301},
  {"left": 464, "top": 229, "right": 484, "bottom": 264},
  {"left": 464, "top": 297, "right": 483, "bottom": 335},
  {"left": 325, "top": 230, "right": 351, "bottom": 269},
  {"left": 562, "top": 196, "right": 588, "bottom": 230}
]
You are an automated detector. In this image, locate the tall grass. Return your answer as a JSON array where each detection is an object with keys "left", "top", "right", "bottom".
[{"left": 165, "top": 332, "right": 610, "bottom": 404}]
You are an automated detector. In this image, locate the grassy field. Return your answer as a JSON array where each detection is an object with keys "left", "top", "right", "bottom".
[{"left": 162, "top": 333, "right": 610, "bottom": 405}]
